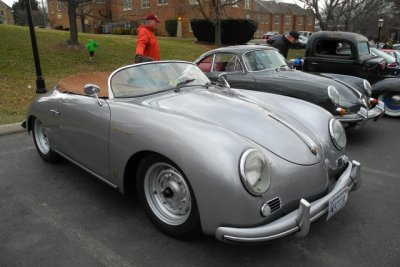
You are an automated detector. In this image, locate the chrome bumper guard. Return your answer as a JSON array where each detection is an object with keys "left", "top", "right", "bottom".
[
  {"left": 215, "top": 160, "right": 361, "bottom": 243},
  {"left": 367, "top": 100, "right": 385, "bottom": 121}
]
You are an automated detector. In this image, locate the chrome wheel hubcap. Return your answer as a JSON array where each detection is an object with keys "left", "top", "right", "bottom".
[{"left": 34, "top": 119, "right": 50, "bottom": 154}]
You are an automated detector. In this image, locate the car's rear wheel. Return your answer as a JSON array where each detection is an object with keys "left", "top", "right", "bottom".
[
  {"left": 378, "top": 92, "right": 400, "bottom": 117},
  {"left": 137, "top": 154, "right": 201, "bottom": 239},
  {"left": 32, "top": 117, "right": 60, "bottom": 163}
]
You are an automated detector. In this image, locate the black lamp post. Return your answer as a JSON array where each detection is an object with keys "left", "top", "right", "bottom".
[
  {"left": 377, "top": 18, "right": 384, "bottom": 49},
  {"left": 25, "top": 0, "right": 47, "bottom": 94}
]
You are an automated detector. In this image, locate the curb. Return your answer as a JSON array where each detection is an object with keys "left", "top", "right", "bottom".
[{"left": 0, "top": 122, "right": 25, "bottom": 136}]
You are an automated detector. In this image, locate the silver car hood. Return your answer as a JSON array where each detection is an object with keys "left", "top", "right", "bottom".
[{"left": 146, "top": 88, "right": 322, "bottom": 165}]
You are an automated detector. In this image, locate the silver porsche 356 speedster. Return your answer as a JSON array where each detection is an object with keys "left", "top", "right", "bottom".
[{"left": 23, "top": 61, "right": 361, "bottom": 243}]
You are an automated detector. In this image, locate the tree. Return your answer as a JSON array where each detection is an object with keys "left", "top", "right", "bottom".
[
  {"left": 192, "top": 0, "right": 243, "bottom": 45},
  {"left": 12, "top": 0, "right": 44, "bottom": 26}
]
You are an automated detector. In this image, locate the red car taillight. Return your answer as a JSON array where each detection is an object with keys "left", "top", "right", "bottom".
[
  {"left": 379, "top": 60, "right": 386, "bottom": 70},
  {"left": 387, "top": 62, "right": 398, "bottom": 68}
]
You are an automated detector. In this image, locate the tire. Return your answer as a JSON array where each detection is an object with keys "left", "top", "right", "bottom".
[
  {"left": 378, "top": 92, "right": 400, "bottom": 117},
  {"left": 137, "top": 154, "right": 201, "bottom": 239},
  {"left": 32, "top": 117, "right": 61, "bottom": 163}
]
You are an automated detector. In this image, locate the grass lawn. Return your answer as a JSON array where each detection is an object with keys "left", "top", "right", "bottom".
[{"left": 0, "top": 24, "right": 303, "bottom": 125}]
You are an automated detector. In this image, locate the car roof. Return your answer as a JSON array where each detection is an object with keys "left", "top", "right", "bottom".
[
  {"left": 208, "top": 45, "right": 276, "bottom": 54},
  {"left": 308, "top": 31, "right": 368, "bottom": 43}
]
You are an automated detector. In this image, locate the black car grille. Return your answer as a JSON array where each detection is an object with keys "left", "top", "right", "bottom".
[
  {"left": 336, "top": 156, "right": 345, "bottom": 168},
  {"left": 266, "top": 197, "right": 281, "bottom": 213}
]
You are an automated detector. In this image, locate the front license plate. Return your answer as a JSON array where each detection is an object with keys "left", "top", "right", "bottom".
[{"left": 326, "top": 187, "right": 348, "bottom": 221}]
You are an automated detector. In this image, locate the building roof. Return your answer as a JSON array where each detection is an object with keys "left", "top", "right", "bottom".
[
  {"left": 0, "top": 0, "right": 12, "bottom": 9},
  {"left": 254, "top": 0, "right": 311, "bottom": 16}
]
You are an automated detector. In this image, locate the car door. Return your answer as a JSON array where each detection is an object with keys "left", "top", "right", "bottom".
[
  {"left": 52, "top": 93, "right": 111, "bottom": 180},
  {"left": 305, "top": 39, "right": 364, "bottom": 76}
]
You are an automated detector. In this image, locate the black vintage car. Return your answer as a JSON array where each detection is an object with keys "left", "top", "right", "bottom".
[
  {"left": 303, "top": 31, "right": 400, "bottom": 117},
  {"left": 194, "top": 45, "right": 384, "bottom": 127}
]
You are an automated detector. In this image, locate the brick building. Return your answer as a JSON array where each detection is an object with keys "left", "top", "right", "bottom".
[
  {"left": 47, "top": 0, "right": 314, "bottom": 38},
  {"left": 0, "top": 0, "right": 14, "bottom": 25}
]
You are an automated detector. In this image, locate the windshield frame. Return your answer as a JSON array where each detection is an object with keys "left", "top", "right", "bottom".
[{"left": 108, "top": 61, "right": 211, "bottom": 99}]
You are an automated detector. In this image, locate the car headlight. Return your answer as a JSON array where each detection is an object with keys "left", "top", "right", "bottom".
[
  {"left": 239, "top": 149, "right": 271, "bottom": 196},
  {"left": 327, "top": 86, "right": 339, "bottom": 105},
  {"left": 363, "top": 79, "right": 372, "bottom": 96},
  {"left": 329, "top": 118, "right": 347, "bottom": 150}
]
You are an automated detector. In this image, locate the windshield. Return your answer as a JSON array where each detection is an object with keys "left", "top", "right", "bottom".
[
  {"left": 371, "top": 48, "right": 396, "bottom": 63},
  {"left": 357, "top": 42, "right": 370, "bottom": 56},
  {"left": 110, "top": 61, "right": 210, "bottom": 98},
  {"left": 242, "top": 49, "right": 287, "bottom": 71}
]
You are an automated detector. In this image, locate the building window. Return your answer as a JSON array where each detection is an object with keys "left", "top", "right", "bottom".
[
  {"left": 123, "top": 0, "right": 132, "bottom": 10},
  {"left": 297, "top": 17, "right": 303, "bottom": 25},
  {"left": 157, "top": 0, "right": 167, "bottom": 5},
  {"left": 222, "top": 0, "right": 239, "bottom": 8},
  {"left": 285, "top": 16, "right": 291, "bottom": 25},
  {"left": 245, "top": 0, "right": 250, "bottom": 10},
  {"left": 266, "top": 15, "right": 269, "bottom": 24},
  {"left": 56, "top": 1, "right": 62, "bottom": 12},
  {"left": 141, "top": 0, "right": 150, "bottom": 8},
  {"left": 308, "top": 17, "right": 312, "bottom": 25},
  {"left": 189, "top": 0, "right": 197, "bottom": 4},
  {"left": 274, "top": 16, "right": 280, "bottom": 24}
]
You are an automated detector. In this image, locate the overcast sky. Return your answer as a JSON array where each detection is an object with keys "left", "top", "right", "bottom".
[{"left": 2, "top": 0, "right": 296, "bottom": 9}]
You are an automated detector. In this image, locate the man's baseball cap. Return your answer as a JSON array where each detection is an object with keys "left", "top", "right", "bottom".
[
  {"left": 146, "top": 13, "right": 160, "bottom": 23},
  {"left": 289, "top": 30, "right": 300, "bottom": 40}
]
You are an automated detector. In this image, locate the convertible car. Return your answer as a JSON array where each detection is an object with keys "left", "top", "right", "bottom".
[
  {"left": 23, "top": 61, "right": 361, "bottom": 243},
  {"left": 194, "top": 45, "right": 384, "bottom": 127}
]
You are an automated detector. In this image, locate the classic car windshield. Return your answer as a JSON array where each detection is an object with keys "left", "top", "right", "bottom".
[
  {"left": 243, "top": 50, "right": 287, "bottom": 71},
  {"left": 110, "top": 62, "right": 210, "bottom": 97},
  {"left": 357, "top": 42, "right": 370, "bottom": 56}
]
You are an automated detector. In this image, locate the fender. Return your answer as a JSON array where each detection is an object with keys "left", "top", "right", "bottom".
[{"left": 371, "top": 78, "right": 400, "bottom": 97}]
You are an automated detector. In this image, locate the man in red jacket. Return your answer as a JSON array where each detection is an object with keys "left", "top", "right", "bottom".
[{"left": 135, "top": 13, "right": 161, "bottom": 63}]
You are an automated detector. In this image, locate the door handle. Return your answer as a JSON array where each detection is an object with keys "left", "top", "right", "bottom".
[{"left": 50, "top": 109, "right": 60, "bottom": 116}]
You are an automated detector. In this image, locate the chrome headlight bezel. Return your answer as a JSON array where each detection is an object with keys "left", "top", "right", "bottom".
[
  {"left": 363, "top": 79, "right": 372, "bottom": 96},
  {"left": 329, "top": 118, "right": 347, "bottom": 150},
  {"left": 239, "top": 149, "right": 271, "bottom": 196},
  {"left": 327, "top": 86, "right": 340, "bottom": 105}
]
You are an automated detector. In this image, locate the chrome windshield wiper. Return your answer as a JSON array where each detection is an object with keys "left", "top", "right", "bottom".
[{"left": 174, "top": 79, "right": 195, "bottom": 92}]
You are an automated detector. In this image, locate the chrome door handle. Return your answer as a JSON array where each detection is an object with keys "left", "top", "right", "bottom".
[{"left": 50, "top": 109, "right": 60, "bottom": 116}]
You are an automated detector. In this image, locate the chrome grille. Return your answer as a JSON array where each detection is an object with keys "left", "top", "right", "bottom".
[
  {"left": 266, "top": 197, "right": 281, "bottom": 212},
  {"left": 336, "top": 155, "right": 348, "bottom": 168}
]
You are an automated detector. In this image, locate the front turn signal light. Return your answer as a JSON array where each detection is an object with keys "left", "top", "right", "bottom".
[
  {"left": 370, "top": 98, "right": 378, "bottom": 106},
  {"left": 336, "top": 107, "right": 347, "bottom": 116}
]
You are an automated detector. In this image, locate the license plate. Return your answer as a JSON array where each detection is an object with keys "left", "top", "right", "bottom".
[{"left": 327, "top": 187, "right": 349, "bottom": 221}]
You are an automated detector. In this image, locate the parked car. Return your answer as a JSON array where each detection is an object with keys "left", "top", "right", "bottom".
[
  {"left": 381, "top": 48, "right": 400, "bottom": 64},
  {"left": 194, "top": 45, "right": 384, "bottom": 127},
  {"left": 370, "top": 47, "right": 400, "bottom": 76},
  {"left": 298, "top": 31, "right": 313, "bottom": 39},
  {"left": 303, "top": 31, "right": 400, "bottom": 117},
  {"left": 292, "top": 35, "right": 308, "bottom": 49},
  {"left": 262, "top": 31, "right": 278, "bottom": 41},
  {"left": 23, "top": 61, "right": 361, "bottom": 243}
]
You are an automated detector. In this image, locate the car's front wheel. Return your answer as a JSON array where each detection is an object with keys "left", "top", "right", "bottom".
[
  {"left": 137, "top": 154, "right": 201, "bottom": 239},
  {"left": 32, "top": 117, "right": 60, "bottom": 163},
  {"left": 378, "top": 92, "right": 400, "bottom": 117}
]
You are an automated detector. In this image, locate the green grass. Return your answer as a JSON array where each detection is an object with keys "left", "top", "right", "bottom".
[
  {"left": 0, "top": 25, "right": 217, "bottom": 125},
  {"left": 0, "top": 24, "right": 303, "bottom": 125}
]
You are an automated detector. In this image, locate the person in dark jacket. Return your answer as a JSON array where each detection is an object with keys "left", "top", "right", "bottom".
[{"left": 270, "top": 30, "right": 300, "bottom": 58}]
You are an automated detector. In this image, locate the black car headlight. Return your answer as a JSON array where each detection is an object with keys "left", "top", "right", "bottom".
[
  {"left": 363, "top": 79, "right": 372, "bottom": 96},
  {"left": 239, "top": 149, "right": 271, "bottom": 196},
  {"left": 328, "top": 86, "right": 339, "bottom": 105},
  {"left": 329, "top": 118, "right": 347, "bottom": 150}
]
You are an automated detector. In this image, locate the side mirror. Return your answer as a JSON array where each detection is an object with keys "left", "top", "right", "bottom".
[
  {"left": 84, "top": 84, "right": 100, "bottom": 96},
  {"left": 217, "top": 73, "right": 230, "bottom": 88}
]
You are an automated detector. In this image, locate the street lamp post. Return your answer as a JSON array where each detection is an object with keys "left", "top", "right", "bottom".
[
  {"left": 377, "top": 18, "right": 384, "bottom": 49},
  {"left": 25, "top": 0, "right": 47, "bottom": 94}
]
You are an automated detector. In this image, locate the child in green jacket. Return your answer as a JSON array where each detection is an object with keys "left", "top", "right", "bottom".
[{"left": 85, "top": 39, "right": 99, "bottom": 61}]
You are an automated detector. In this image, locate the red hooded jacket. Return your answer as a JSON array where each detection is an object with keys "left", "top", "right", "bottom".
[{"left": 135, "top": 25, "right": 160, "bottom": 61}]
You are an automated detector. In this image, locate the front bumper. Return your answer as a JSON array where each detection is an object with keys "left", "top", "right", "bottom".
[
  {"left": 336, "top": 100, "right": 385, "bottom": 125},
  {"left": 215, "top": 160, "right": 361, "bottom": 243}
]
